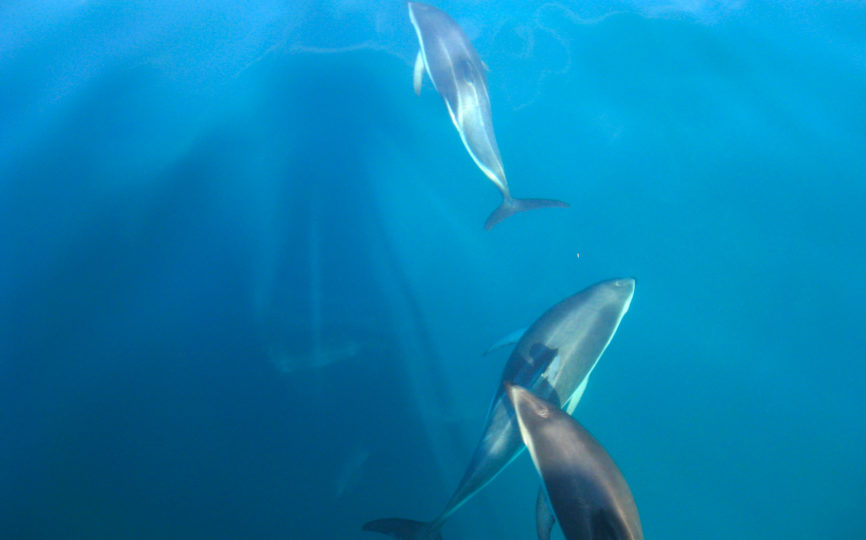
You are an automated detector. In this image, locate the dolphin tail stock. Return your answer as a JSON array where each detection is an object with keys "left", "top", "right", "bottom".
[
  {"left": 362, "top": 518, "right": 442, "bottom": 540},
  {"left": 483, "top": 197, "right": 570, "bottom": 230}
]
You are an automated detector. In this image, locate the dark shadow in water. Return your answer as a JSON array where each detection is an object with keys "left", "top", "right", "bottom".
[
  {"left": 2, "top": 50, "right": 467, "bottom": 538},
  {"left": 250, "top": 50, "right": 468, "bottom": 535}
]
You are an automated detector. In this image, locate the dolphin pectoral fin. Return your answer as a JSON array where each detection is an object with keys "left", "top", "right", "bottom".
[
  {"left": 482, "top": 327, "right": 528, "bottom": 356},
  {"left": 363, "top": 518, "right": 441, "bottom": 540},
  {"left": 536, "top": 486, "right": 556, "bottom": 540},
  {"left": 484, "top": 197, "right": 570, "bottom": 230},
  {"left": 413, "top": 51, "right": 425, "bottom": 96}
]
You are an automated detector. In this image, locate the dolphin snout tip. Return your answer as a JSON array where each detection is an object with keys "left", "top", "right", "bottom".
[
  {"left": 503, "top": 382, "right": 524, "bottom": 405},
  {"left": 613, "top": 277, "right": 636, "bottom": 290}
]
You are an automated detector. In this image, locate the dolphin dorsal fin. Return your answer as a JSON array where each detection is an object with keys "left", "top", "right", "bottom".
[{"left": 413, "top": 50, "right": 424, "bottom": 95}]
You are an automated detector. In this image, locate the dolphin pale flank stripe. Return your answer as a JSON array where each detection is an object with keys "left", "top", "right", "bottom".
[
  {"left": 363, "top": 278, "right": 635, "bottom": 539},
  {"left": 507, "top": 384, "right": 643, "bottom": 540},
  {"left": 407, "top": 2, "right": 568, "bottom": 229}
]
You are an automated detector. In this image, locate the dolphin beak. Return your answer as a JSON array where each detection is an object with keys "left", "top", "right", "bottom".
[
  {"left": 504, "top": 383, "right": 527, "bottom": 410},
  {"left": 614, "top": 277, "right": 636, "bottom": 290},
  {"left": 611, "top": 278, "right": 636, "bottom": 304}
]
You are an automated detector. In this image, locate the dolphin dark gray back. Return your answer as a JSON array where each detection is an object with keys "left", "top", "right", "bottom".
[{"left": 509, "top": 385, "right": 643, "bottom": 540}]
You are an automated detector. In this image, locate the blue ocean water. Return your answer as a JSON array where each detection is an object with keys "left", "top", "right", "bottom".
[{"left": 2, "top": 1, "right": 865, "bottom": 538}]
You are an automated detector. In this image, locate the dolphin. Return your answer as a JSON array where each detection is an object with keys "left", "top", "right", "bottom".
[
  {"left": 406, "top": 2, "right": 569, "bottom": 229},
  {"left": 363, "top": 278, "right": 635, "bottom": 539},
  {"left": 507, "top": 384, "right": 643, "bottom": 540}
]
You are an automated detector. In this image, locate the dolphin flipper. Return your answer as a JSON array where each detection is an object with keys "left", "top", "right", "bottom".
[
  {"left": 536, "top": 487, "right": 556, "bottom": 540},
  {"left": 484, "top": 198, "right": 570, "bottom": 230},
  {"left": 413, "top": 51, "right": 425, "bottom": 96},
  {"left": 482, "top": 327, "right": 528, "bottom": 356},
  {"left": 362, "top": 518, "right": 442, "bottom": 540}
]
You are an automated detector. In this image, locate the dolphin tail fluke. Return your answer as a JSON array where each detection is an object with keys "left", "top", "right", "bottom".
[
  {"left": 484, "top": 197, "right": 569, "bottom": 230},
  {"left": 362, "top": 518, "right": 442, "bottom": 540}
]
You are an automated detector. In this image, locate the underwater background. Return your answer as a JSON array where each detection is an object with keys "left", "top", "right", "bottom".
[{"left": 2, "top": 1, "right": 865, "bottom": 538}]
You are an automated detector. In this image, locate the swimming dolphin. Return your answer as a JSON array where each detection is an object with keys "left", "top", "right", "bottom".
[
  {"left": 507, "top": 384, "right": 643, "bottom": 540},
  {"left": 407, "top": 2, "right": 568, "bottom": 229},
  {"left": 363, "top": 278, "right": 635, "bottom": 539}
]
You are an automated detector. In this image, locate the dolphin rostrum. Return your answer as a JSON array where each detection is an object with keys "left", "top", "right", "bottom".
[
  {"left": 407, "top": 2, "right": 569, "bottom": 229},
  {"left": 507, "top": 384, "right": 643, "bottom": 540},
  {"left": 363, "top": 278, "right": 635, "bottom": 539}
]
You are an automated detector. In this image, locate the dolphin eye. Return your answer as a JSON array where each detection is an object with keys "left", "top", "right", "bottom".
[{"left": 537, "top": 406, "right": 550, "bottom": 419}]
